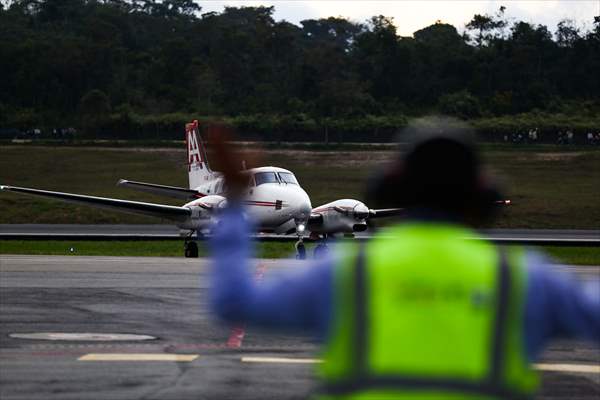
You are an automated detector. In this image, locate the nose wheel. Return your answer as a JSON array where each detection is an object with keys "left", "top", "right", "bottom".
[
  {"left": 295, "top": 240, "right": 306, "bottom": 260},
  {"left": 294, "top": 219, "right": 308, "bottom": 260}
]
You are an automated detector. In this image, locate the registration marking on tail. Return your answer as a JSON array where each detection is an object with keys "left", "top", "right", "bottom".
[
  {"left": 78, "top": 353, "right": 198, "bottom": 362},
  {"left": 241, "top": 357, "right": 323, "bottom": 364}
]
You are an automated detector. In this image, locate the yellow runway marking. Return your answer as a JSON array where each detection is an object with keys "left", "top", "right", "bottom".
[
  {"left": 78, "top": 353, "right": 198, "bottom": 362},
  {"left": 241, "top": 357, "right": 323, "bottom": 364},
  {"left": 534, "top": 363, "right": 600, "bottom": 374}
]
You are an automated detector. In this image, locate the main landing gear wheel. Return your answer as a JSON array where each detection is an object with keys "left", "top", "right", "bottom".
[
  {"left": 313, "top": 243, "right": 329, "bottom": 259},
  {"left": 184, "top": 241, "right": 199, "bottom": 258},
  {"left": 295, "top": 241, "right": 306, "bottom": 260}
]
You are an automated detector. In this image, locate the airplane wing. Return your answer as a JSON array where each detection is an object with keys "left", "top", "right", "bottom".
[
  {"left": 368, "top": 208, "right": 404, "bottom": 219},
  {"left": 117, "top": 179, "right": 202, "bottom": 200},
  {"left": 0, "top": 185, "right": 191, "bottom": 221},
  {"left": 367, "top": 201, "right": 510, "bottom": 219}
]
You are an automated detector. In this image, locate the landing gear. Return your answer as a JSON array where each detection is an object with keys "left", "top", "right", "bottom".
[
  {"left": 295, "top": 240, "right": 306, "bottom": 260},
  {"left": 313, "top": 243, "right": 329, "bottom": 258},
  {"left": 184, "top": 240, "right": 199, "bottom": 258},
  {"left": 313, "top": 234, "right": 330, "bottom": 258},
  {"left": 294, "top": 219, "right": 308, "bottom": 260}
]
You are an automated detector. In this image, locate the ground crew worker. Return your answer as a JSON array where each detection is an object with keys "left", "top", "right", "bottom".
[{"left": 208, "top": 126, "right": 599, "bottom": 399}]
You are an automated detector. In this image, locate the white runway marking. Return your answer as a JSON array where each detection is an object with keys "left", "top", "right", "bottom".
[
  {"left": 241, "top": 357, "right": 323, "bottom": 364},
  {"left": 10, "top": 332, "right": 156, "bottom": 341},
  {"left": 534, "top": 363, "right": 600, "bottom": 374},
  {"left": 240, "top": 357, "right": 599, "bottom": 373},
  {"left": 78, "top": 353, "right": 198, "bottom": 362}
]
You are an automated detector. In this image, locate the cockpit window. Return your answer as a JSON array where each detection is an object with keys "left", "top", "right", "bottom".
[
  {"left": 254, "top": 172, "right": 279, "bottom": 186},
  {"left": 279, "top": 172, "right": 298, "bottom": 185}
]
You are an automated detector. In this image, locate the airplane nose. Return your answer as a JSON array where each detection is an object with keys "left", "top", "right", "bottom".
[
  {"left": 294, "top": 188, "right": 312, "bottom": 220},
  {"left": 299, "top": 194, "right": 312, "bottom": 217}
]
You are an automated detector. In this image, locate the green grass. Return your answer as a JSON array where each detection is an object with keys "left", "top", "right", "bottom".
[
  {"left": 1, "top": 145, "right": 599, "bottom": 228},
  {"left": 0, "top": 240, "right": 303, "bottom": 259},
  {"left": 482, "top": 150, "right": 600, "bottom": 228},
  {"left": 1, "top": 240, "right": 598, "bottom": 265},
  {"left": 544, "top": 247, "right": 600, "bottom": 266}
]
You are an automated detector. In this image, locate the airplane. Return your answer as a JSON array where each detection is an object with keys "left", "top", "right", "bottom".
[{"left": 0, "top": 120, "right": 411, "bottom": 258}]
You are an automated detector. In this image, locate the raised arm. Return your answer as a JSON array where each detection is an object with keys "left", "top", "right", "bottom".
[
  {"left": 209, "top": 207, "right": 333, "bottom": 338},
  {"left": 524, "top": 251, "right": 600, "bottom": 361}
]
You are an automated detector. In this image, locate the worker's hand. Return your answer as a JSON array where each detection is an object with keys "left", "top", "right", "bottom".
[{"left": 208, "top": 124, "right": 261, "bottom": 202}]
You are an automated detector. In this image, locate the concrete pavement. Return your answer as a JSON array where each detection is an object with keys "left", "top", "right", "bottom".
[{"left": 0, "top": 256, "right": 598, "bottom": 399}]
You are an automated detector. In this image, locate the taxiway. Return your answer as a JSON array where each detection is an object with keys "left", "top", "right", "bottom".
[
  {"left": 1, "top": 224, "right": 599, "bottom": 246},
  {"left": 0, "top": 255, "right": 598, "bottom": 399}
]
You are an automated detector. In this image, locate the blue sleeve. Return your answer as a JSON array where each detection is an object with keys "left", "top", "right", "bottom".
[
  {"left": 524, "top": 250, "right": 600, "bottom": 361},
  {"left": 208, "top": 207, "right": 333, "bottom": 339}
]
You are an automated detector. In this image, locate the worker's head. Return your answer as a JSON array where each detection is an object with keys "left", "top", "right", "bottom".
[{"left": 368, "top": 117, "right": 502, "bottom": 225}]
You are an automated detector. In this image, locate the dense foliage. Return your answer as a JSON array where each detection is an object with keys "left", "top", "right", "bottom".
[{"left": 0, "top": 1, "right": 599, "bottom": 140}]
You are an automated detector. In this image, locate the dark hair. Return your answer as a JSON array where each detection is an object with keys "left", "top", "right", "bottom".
[{"left": 367, "top": 118, "right": 502, "bottom": 223}]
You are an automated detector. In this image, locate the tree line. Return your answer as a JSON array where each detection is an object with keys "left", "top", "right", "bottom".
[{"left": 0, "top": 0, "right": 599, "bottom": 141}]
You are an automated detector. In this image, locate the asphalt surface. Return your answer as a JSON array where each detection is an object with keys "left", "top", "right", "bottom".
[
  {"left": 2, "top": 224, "right": 599, "bottom": 239},
  {"left": 1, "top": 224, "right": 599, "bottom": 246},
  {"left": 0, "top": 255, "right": 599, "bottom": 400}
]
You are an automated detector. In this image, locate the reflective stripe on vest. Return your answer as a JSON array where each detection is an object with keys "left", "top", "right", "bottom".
[{"left": 318, "top": 224, "right": 538, "bottom": 399}]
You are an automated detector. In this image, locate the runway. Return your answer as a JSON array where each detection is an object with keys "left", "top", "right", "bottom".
[
  {"left": 1, "top": 224, "right": 599, "bottom": 246},
  {"left": 1, "top": 255, "right": 599, "bottom": 399}
]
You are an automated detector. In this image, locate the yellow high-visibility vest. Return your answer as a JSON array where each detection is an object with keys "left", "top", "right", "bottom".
[{"left": 318, "top": 223, "right": 539, "bottom": 399}]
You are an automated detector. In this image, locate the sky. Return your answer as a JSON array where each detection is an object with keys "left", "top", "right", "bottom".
[{"left": 198, "top": 0, "right": 600, "bottom": 36}]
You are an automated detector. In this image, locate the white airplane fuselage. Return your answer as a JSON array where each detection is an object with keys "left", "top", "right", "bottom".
[{"left": 180, "top": 166, "right": 312, "bottom": 233}]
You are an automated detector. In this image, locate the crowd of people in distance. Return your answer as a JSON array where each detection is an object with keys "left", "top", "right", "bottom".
[
  {"left": 557, "top": 130, "right": 600, "bottom": 145},
  {"left": 503, "top": 128, "right": 600, "bottom": 145},
  {"left": 8, "top": 127, "right": 77, "bottom": 142},
  {"left": 585, "top": 131, "right": 600, "bottom": 145}
]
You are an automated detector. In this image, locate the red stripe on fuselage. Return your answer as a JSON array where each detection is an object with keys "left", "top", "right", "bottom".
[{"left": 244, "top": 200, "right": 286, "bottom": 207}]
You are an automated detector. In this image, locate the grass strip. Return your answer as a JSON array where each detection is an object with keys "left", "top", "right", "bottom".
[
  {"left": 2, "top": 146, "right": 600, "bottom": 228},
  {"left": 543, "top": 247, "right": 600, "bottom": 266},
  {"left": 0, "top": 240, "right": 302, "bottom": 259}
]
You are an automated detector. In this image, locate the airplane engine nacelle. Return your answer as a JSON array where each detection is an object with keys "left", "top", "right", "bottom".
[
  {"left": 310, "top": 199, "right": 369, "bottom": 234},
  {"left": 184, "top": 195, "right": 227, "bottom": 210},
  {"left": 179, "top": 195, "right": 227, "bottom": 230}
]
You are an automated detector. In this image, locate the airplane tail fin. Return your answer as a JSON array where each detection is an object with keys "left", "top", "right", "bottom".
[{"left": 185, "top": 120, "right": 212, "bottom": 189}]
